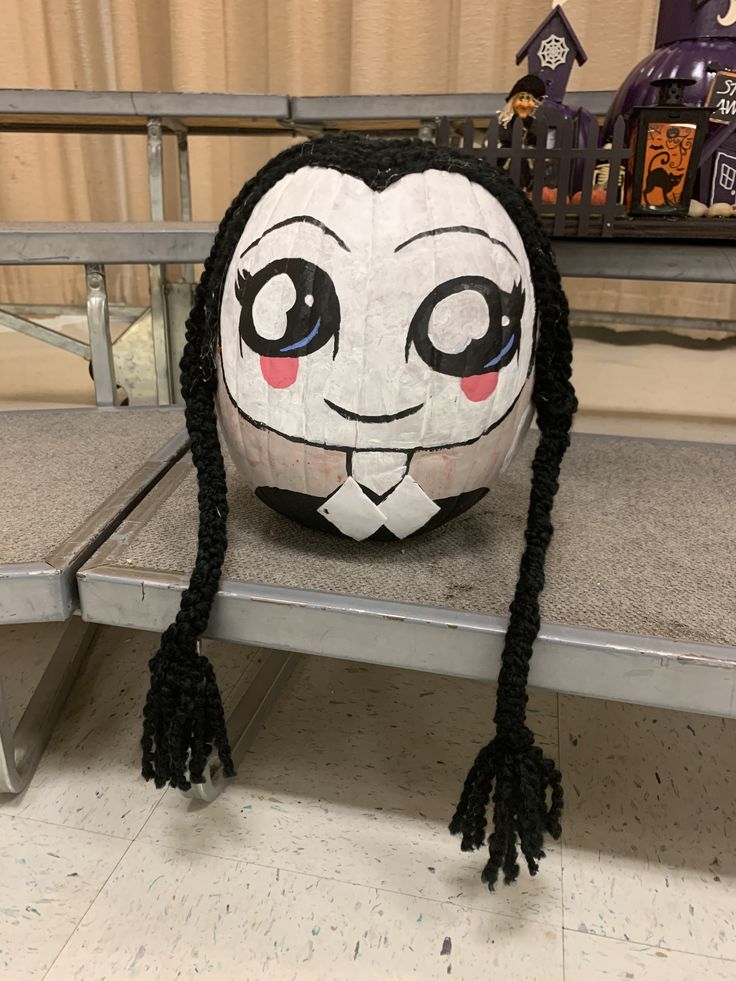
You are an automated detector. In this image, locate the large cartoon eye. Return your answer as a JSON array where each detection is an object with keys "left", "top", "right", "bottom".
[
  {"left": 406, "top": 276, "right": 524, "bottom": 377},
  {"left": 235, "top": 258, "right": 340, "bottom": 358}
]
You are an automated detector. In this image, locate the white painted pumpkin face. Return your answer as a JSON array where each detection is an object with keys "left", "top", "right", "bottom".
[{"left": 217, "top": 166, "right": 536, "bottom": 540}]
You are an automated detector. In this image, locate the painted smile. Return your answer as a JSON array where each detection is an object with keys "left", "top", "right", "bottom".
[{"left": 324, "top": 399, "right": 424, "bottom": 424}]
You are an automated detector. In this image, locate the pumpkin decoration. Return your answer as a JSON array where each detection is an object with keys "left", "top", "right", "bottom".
[
  {"left": 141, "top": 136, "right": 577, "bottom": 891},
  {"left": 216, "top": 165, "right": 537, "bottom": 541},
  {"left": 570, "top": 188, "right": 609, "bottom": 206}
]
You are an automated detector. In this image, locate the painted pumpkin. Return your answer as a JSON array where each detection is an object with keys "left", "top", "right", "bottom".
[
  {"left": 215, "top": 147, "right": 538, "bottom": 541},
  {"left": 143, "top": 136, "right": 577, "bottom": 889}
]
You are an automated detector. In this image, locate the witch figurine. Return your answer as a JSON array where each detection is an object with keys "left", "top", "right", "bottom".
[{"left": 497, "top": 74, "right": 547, "bottom": 190}]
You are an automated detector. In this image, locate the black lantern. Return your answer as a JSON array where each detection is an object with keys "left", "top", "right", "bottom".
[{"left": 626, "top": 78, "right": 711, "bottom": 216}]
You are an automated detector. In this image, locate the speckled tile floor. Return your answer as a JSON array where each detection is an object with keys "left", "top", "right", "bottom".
[{"left": 1, "top": 623, "right": 734, "bottom": 980}]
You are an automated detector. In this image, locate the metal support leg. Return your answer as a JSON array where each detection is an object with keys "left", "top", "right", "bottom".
[
  {"left": 184, "top": 649, "right": 301, "bottom": 803},
  {"left": 148, "top": 264, "right": 172, "bottom": 404},
  {"left": 164, "top": 281, "right": 194, "bottom": 405},
  {"left": 146, "top": 116, "right": 173, "bottom": 404},
  {"left": 176, "top": 131, "right": 196, "bottom": 285},
  {"left": 86, "top": 264, "right": 117, "bottom": 407},
  {"left": 147, "top": 116, "right": 165, "bottom": 221},
  {"left": 0, "top": 618, "right": 98, "bottom": 795}
]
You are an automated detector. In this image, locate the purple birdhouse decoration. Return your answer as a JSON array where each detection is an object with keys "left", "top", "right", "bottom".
[{"left": 516, "top": 4, "right": 588, "bottom": 104}]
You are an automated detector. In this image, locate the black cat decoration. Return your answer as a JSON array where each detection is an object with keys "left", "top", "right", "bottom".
[
  {"left": 626, "top": 79, "right": 711, "bottom": 216},
  {"left": 643, "top": 138, "right": 689, "bottom": 207}
]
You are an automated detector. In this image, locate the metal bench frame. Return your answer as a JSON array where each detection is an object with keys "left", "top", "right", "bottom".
[
  {"left": 0, "top": 411, "right": 189, "bottom": 793},
  {"left": 78, "top": 448, "right": 736, "bottom": 730}
]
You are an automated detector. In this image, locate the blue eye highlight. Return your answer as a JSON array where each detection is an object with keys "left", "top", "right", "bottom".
[
  {"left": 279, "top": 318, "right": 321, "bottom": 353},
  {"left": 484, "top": 334, "right": 516, "bottom": 369}
]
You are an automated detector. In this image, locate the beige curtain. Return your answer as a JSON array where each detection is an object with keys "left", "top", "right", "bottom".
[{"left": 0, "top": 0, "right": 731, "bottom": 320}]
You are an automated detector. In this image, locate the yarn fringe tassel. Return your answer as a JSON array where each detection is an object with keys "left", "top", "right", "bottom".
[
  {"left": 141, "top": 630, "right": 234, "bottom": 791},
  {"left": 449, "top": 727, "right": 563, "bottom": 889}
]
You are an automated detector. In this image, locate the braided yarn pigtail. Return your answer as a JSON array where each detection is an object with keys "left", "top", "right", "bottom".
[
  {"left": 141, "top": 187, "right": 258, "bottom": 790},
  {"left": 449, "top": 182, "right": 576, "bottom": 886},
  {"left": 140, "top": 144, "right": 336, "bottom": 790}
]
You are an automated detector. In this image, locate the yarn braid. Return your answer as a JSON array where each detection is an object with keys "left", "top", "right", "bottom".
[
  {"left": 449, "top": 263, "right": 575, "bottom": 887},
  {"left": 141, "top": 144, "right": 347, "bottom": 789},
  {"left": 140, "top": 136, "right": 576, "bottom": 887},
  {"left": 140, "top": 210, "right": 236, "bottom": 789}
]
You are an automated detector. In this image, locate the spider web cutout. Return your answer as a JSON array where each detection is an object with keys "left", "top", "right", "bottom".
[{"left": 538, "top": 34, "right": 569, "bottom": 71}]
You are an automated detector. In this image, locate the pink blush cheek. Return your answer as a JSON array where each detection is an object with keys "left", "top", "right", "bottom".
[
  {"left": 260, "top": 355, "right": 298, "bottom": 389},
  {"left": 460, "top": 372, "right": 499, "bottom": 402}
]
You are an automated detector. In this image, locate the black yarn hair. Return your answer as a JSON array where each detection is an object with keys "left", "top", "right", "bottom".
[{"left": 141, "top": 134, "right": 577, "bottom": 889}]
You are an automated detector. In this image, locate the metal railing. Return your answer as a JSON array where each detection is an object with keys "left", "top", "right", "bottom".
[{"left": 1, "top": 88, "right": 734, "bottom": 409}]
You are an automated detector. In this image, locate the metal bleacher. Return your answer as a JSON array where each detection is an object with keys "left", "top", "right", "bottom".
[
  {"left": 1, "top": 87, "right": 734, "bottom": 405},
  {"left": 1, "top": 88, "right": 734, "bottom": 799}
]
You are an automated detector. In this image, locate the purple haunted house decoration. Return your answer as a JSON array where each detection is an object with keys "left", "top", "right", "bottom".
[
  {"left": 514, "top": 5, "right": 594, "bottom": 195},
  {"left": 515, "top": 4, "right": 588, "bottom": 104},
  {"left": 606, "top": 0, "right": 736, "bottom": 204}
]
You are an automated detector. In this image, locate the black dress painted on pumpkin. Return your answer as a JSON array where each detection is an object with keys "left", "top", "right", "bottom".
[{"left": 255, "top": 484, "right": 490, "bottom": 541}]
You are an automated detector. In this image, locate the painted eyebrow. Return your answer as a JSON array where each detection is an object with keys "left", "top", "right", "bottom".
[
  {"left": 394, "top": 225, "right": 518, "bottom": 263},
  {"left": 240, "top": 215, "right": 350, "bottom": 257}
]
